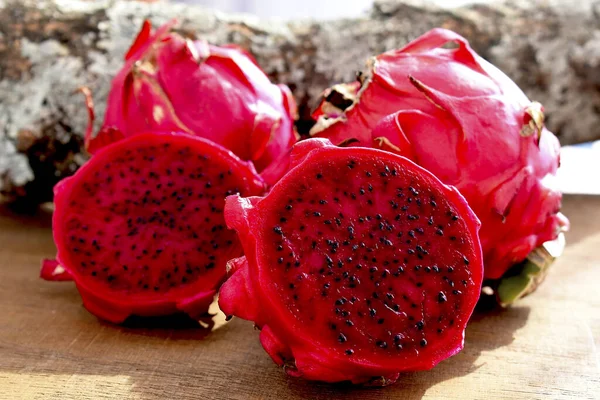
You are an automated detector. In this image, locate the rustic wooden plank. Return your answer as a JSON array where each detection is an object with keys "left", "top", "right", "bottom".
[{"left": 0, "top": 194, "right": 599, "bottom": 399}]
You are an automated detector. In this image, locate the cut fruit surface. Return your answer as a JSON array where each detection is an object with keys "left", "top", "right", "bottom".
[
  {"left": 219, "top": 139, "right": 483, "bottom": 384},
  {"left": 45, "top": 132, "right": 265, "bottom": 323}
]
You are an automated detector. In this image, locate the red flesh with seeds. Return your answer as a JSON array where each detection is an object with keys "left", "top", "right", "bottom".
[
  {"left": 43, "top": 132, "right": 265, "bottom": 323},
  {"left": 219, "top": 139, "right": 483, "bottom": 384}
]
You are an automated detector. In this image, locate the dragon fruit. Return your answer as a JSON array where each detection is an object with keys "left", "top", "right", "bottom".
[
  {"left": 311, "top": 28, "right": 568, "bottom": 282},
  {"left": 41, "top": 132, "right": 265, "bottom": 323},
  {"left": 98, "top": 20, "right": 297, "bottom": 184},
  {"left": 219, "top": 138, "right": 483, "bottom": 384}
]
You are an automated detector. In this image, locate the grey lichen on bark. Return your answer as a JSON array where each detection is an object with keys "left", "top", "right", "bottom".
[{"left": 1, "top": 0, "right": 599, "bottom": 207}]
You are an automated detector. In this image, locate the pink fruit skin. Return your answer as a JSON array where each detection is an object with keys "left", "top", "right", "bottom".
[
  {"left": 312, "top": 28, "right": 568, "bottom": 280},
  {"left": 219, "top": 138, "right": 484, "bottom": 384},
  {"left": 44, "top": 132, "right": 266, "bottom": 324},
  {"left": 100, "top": 20, "right": 297, "bottom": 185}
]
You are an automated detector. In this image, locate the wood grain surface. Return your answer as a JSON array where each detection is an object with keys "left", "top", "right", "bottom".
[{"left": 0, "top": 195, "right": 599, "bottom": 399}]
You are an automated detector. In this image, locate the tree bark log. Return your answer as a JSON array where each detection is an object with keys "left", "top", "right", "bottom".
[{"left": 1, "top": 0, "right": 599, "bottom": 207}]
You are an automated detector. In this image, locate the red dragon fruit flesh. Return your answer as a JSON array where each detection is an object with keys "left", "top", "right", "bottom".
[
  {"left": 41, "top": 132, "right": 265, "bottom": 323},
  {"left": 219, "top": 139, "right": 483, "bottom": 384},
  {"left": 97, "top": 20, "right": 297, "bottom": 185},
  {"left": 311, "top": 28, "right": 568, "bottom": 286}
]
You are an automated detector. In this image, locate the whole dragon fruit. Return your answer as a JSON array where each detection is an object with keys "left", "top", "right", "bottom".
[
  {"left": 42, "top": 132, "right": 265, "bottom": 323},
  {"left": 311, "top": 28, "right": 568, "bottom": 285},
  {"left": 98, "top": 20, "right": 297, "bottom": 184},
  {"left": 220, "top": 138, "right": 483, "bottom": 384}
]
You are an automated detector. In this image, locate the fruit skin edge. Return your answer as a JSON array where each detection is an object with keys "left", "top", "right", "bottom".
[{"left": 494, "top": 233, "right": 566, "bottom": 307}]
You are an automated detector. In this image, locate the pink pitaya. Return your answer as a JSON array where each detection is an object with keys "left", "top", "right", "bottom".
[
  {"left": 311, "top": 28, "right": 568, "bottom": 281},
  {"left": 97, "top": 20, "right": 297, "bottom": 184},
  {"left": 41, "top": 132, "right": 265, "bottom": 323},
  {"left": 219, "top": 138, "right": 483, "bottom": 384}
]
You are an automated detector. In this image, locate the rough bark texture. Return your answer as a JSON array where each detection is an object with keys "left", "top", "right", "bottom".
[{"left": 1, "top": 0, "right": 599, "bottom": 208}]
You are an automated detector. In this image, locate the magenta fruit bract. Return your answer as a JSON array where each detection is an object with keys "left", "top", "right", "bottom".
[
  {"left": 311, "top": 28, "right": 568, "bottom": 280},
  {"left": 100, "top": 20, "right": 297, "bottom": 185}
]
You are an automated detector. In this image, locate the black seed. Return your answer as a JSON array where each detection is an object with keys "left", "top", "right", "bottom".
[
  {"left": 416, "top": 245, "right": 428, "bottom": 254},
  {"left": 286, "top": 204, "right": 293, "bottom": 210},
  {"left": 438, "top": 292, "right": 447, "bottom": 302},
  {"left": 376, "top": 340, "right": 388, "bottom": 349},
  {"left": 338, "top": 333, "right": 347, "bottom": 343},
  {"left": 378, "top": 318, "right": 385, "bottom": 324},
  {"left": 420, "top": 339, "right": 428, "bottom": 347},
  {"left": 448, "top": 266, "right": 455, "bottom": 273},
  {"left": 369, "top": 308, "right": 376, "bottom": 317},
  {"left": 345, "top": 349, "right": 354, "bottom": 355},
  {"left": 453, "top": 290, "right": 462, "bottom": 295},
  {"left": 273, "top": 226, "right": 283, "bottom": 235},
  {"left": 313, "top": 211, "right": 322, "bottom": 217},
  {"left": 463, "top": 256, "right": 470, "bottom": 265},
  {"left": 346, "top": 320, "right": 354, "bottom": 327},
  {"left": 416, "top": 321, "right": 424, "bottom": 330},
  {"left": 316, "top": 173, "right": 323, "bottom": 179}
]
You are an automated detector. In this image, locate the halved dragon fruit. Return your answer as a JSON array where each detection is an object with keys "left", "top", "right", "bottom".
[
  {"left": 219, "top": 139, "right": 483, "bottom": 384},
  {"left": 97, "top": 20, "right": 297, "bottom": 184},
  {"left": 42, "top": 132, "right": 265, "bottom": 323},
  {"left": 311, "top": 28, "right": 568, "bottom": 286}
]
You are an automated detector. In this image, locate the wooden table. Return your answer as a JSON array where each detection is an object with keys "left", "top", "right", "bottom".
[{"left": 1, "top": 195, "right": 598, "bottom": 399}]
